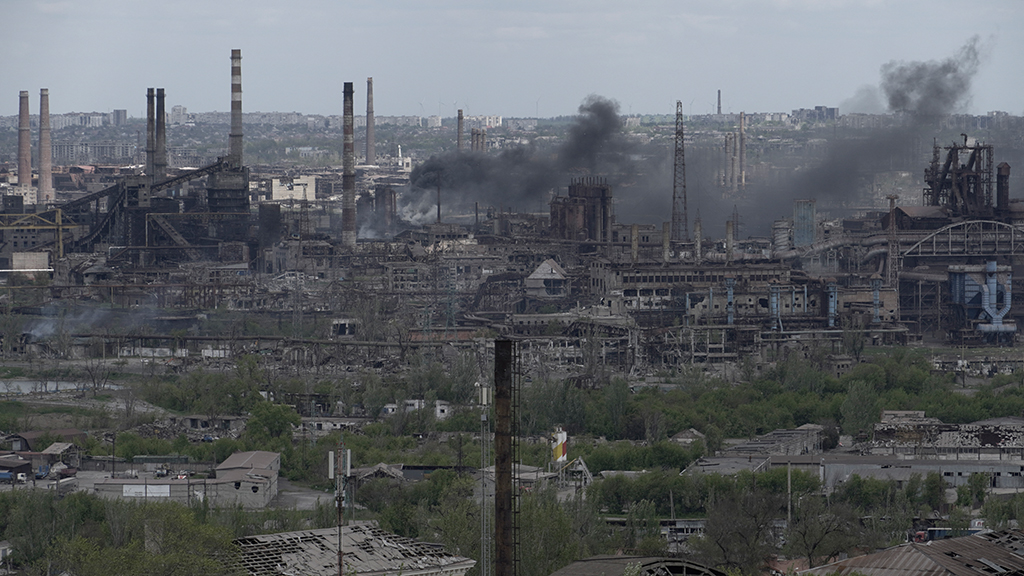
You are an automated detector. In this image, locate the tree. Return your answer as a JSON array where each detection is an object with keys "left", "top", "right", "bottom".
[
  {"left": 244, "top": 402, "right": 300, "bottom": 450},
  {"left": 690, "top": 488, "right": 783, "bottom": 576},
  {"left": 785, "top": 497, "right": 861, "bottom": 567},
  {"left": 922, "top": 471, "right": 946, "bottom": 512},
  {"left": 840, "top": 380, "right": 878, "bottom": 436},
  {"left": 841, "top": 314, "right": 867, "bottom": 361},
  {"left": 519, "top": 488, "right": 580, "bottom": 576}
]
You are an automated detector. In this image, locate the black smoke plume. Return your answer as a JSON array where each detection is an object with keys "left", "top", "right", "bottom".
[
  {"left": 731, "top": 37, "right": 987, "bottom": 237},
  {"left": 405, "top": 96, "right": 632, "bottom": 224},
  {"left": 881, "top": 36, "right": 981, "bottom": 117}
]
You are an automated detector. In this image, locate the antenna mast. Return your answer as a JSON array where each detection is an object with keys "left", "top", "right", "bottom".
[{"left": 672, "top": 100, "right": 689, "bottom": 242}]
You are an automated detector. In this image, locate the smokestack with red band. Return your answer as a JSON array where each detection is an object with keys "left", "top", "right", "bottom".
[
  {"left": 342, "top": 81, "right": 356, "bottom": 248},
  {"left": 155, "top": 88, "right": 167, "bottom": 181},
  {"left": 366, "top": 77, "right": 375, "bottom": 165},
  {"left": 229, "top": 49, "right": 243, "bottom": 166},
  {"left": 39, "top": 89, "right": 52, "bottom": 202},
  {"left": 146, "top": 88, "right": 155, "bottom": 178},
  {"left": 457, "top": 109, "right": 464, "bottom": 151},
  {"left": 18, "top": 91, "right": 30, "bottom": 187}
]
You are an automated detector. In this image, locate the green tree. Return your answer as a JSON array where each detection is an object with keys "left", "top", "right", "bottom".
[
  {"left": 840, "top": 379, "right": 878, "bottom": 436},
  {"left": 244, "top": 402, "right": 300, "bottom": 451},
  {"left": 690, "top": 488, "right": 783, "bottom": 576},
  {"left": 785, "top": 497, "right": 861, "bottom": 567}
]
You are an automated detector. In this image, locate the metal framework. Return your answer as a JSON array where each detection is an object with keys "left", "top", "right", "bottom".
[
  {"left": 902, "top": 220, "right": 1024, "bottom": 259},
  {"left": 0, "top": 209, "right": 81, "bottom": 258},
  {"left": 671, "top": 101, "right": 688, "bottom": 243}
]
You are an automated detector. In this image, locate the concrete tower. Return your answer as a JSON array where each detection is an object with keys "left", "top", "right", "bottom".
[
  {"left": 342, "top": 82, "right": 356, "bottom": 248},
  {"left": 228, "top": 49, "right": 243, "bottom": 166},
  {"left": 18, "top": 90, "right": 31, "bottom": 187},
  {"left": 457, "top": 109, "right": 464, "bottom": 151},
  {"left": 38, "top": 89, "right": 52, "bottom": 202},
  {"left": 155, "top": 88, "right": 168, "bottom": 181},
  {"left": 365, "top": 77, "right": 375, "bottom": 165},
  {"left": 146, "top": 88, "right": 156, "bottom": 178}
]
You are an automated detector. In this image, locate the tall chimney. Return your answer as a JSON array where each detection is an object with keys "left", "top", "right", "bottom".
[
  {"left": 723, "top": 133, "right": 732, "bottom": 188},
  {"left": 726, "top": 220, "right": 734, "bottom": 263},
  {"left": 997, "top": 163, "right": 1011, "bottom": 214},
  {"left": 342, "top": 81, "right": 357, "bottom": 248},
  {"left": 17, "top": 91, "right": 31, "bottom": 187},
  {"left": 731, "top": 131, "right": 739, "bottom": 194},
  {"left": 494, "top": 340, "right": 514, "bottom": 576},
  {"left": 662, "top": 222, "right": 671, "bottom": 263},
  {"left": 155, "top": 88, "right": 167, "bottom": 181},
  {"left": 365, "top": 77, "right": 375, "bottom": 165},
  {"left": 457, "top": 109, "right": 464, "bottom": 151},
  {"left": 739, "top": 112, "right": 746, "bottom": 187},
  {"left": 694, "top": 218, "right": 703, "bottom": 261},
  {"left": 717, "top": 90, "right": 722, "bottom": 115},
  {"left": 146, "top": 88, "right": 155, "bottom": 178},
  {"left": 38, "top": 89, "right": 52, "bottom": 203},
  {"left": 228, "top": 49, "right": 243, "bottom": 166},
  {"left": 631, "top": 224, "right": 639, "bottom": 264}
]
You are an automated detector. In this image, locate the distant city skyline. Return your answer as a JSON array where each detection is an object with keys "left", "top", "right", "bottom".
[{"left": 2, "top": 0, "right": 1022, "bottom": 118}]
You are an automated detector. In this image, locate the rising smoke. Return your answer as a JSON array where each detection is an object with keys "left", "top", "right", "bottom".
[
  {"left": 404, "top": 95, "right": 636, "bottom": 224},
  {"left": 401, "top": 38, "right": 990, "bottom": 239},
  {"left": 881, "top": 36, "right": 982, "bottom": 118},
  {"left": 731, "top": 36, "right": 988, "bottom": 237}
]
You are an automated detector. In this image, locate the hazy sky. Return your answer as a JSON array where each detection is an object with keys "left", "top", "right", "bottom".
[{"left": 3, "top": 0, "right": 1022, "bottom": 118}]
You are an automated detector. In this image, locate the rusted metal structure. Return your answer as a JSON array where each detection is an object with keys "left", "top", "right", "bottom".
[
  {"left": 924, "top": 135, "right": 994, "bottom": 218},
  {"left": 550, "top": 177, "right": 613, "bottom": 243},
  {"left": 494, "top": 339, "right": 518, "bottom": 576}
]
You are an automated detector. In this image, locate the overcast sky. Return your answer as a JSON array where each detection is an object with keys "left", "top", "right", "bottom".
[{"left": 3, "top": 0, "right": 1022, "bottom": 118}]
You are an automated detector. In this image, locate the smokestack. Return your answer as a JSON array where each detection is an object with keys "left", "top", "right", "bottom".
[
  {"left": 494, "top": 340, "right": 514, "bottom": 576},
  {"left": 662, "top": 222, "right": 671, "bottom": 263},
  {"left": 631, "top": 224, "right": 639, "bottom": 264},
  {"left": 717, "top": 90, "right": 721, "bottom": 115},
  {"left": 38, "top": 89, "right": 52, "bottom": 203},
  {"left": 228, "top": 49, "right": 243, "bottom": 166},
  {"left": 436, "top": 184, "right": 442, "bottom": 223},
  {"left": 726, "top": 220, "right": 734, "bottom": 263},
  {"left": 155, "top": 88, "right": 167, "bottom": 181},
  {"left": 739, "top": 112, "right": 746, "bottom": 187},
  {"left": 731, "top": 131, "right": 739, "bottom": 194},
  {"left": 17, "top": 91, "right": 30, "bottom": 187},
  {"left": 457, "top": 109, "right": 464, "bottom": 151},
  {"left": 723, "top": 133, "right": 732, "bottom": 188},
  {"left": 694, "top": 218, "right": 703, "bottom": 261},
  {"left": 146, "top": 88, "right": 155, "bottom": 178},
  {"left": 366, "top": 77, "right": 375, "bottom": 165},
  {"left": 997, "top": 163, "right": 1011, "bottom": 214},
  {"left": 342, "top": 81, "right": 357, "bottom": 248}
]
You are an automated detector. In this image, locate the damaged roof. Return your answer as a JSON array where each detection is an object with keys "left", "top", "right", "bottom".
[
  {"left": 802, "top": 530, "right": 1024, "bottom": 576},
  {"left": 233, "top": 522, "right": 475, "bottom": 576}
]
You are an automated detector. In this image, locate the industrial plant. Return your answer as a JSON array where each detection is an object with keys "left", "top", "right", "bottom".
[
  {"left": 3, "top": 38, "right": 1024, "bottom": 576},
  {"left": 0, "top": 48, "right": 1021, "bottom": 378}
]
